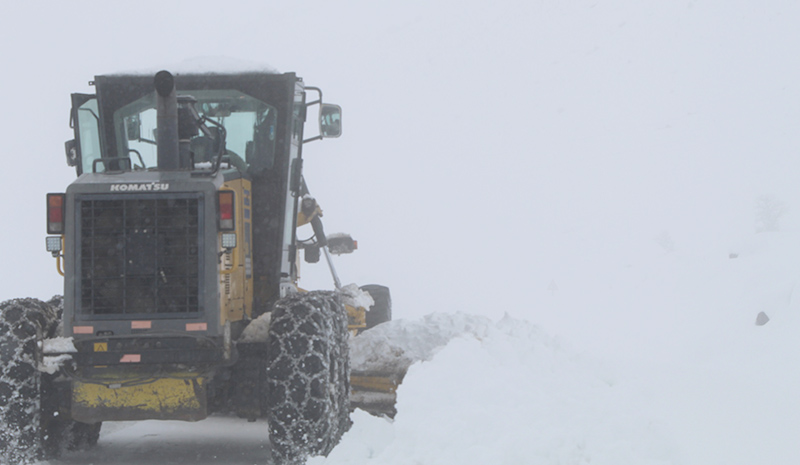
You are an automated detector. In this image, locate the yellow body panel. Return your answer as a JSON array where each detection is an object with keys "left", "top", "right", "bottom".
[
  {"left": 220, "top": 179, "right": 253, "bottom": 325},
  {"left": 346, "top": 304, "right": 367, "bottom": 334},
  {"left": 72, "top": 378, "right": 207, "bottom": 422}
]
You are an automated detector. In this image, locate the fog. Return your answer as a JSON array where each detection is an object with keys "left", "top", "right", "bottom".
[{"left": 2, "top": 0, "right": 799, "bottom": 353}]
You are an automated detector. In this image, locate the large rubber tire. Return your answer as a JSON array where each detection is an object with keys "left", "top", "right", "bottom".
[
  {"left": 360, "top": 284, "right": 392, "bottom": 331},
  {"left": 0, "top": 297, "right": 101, "bottom": 462},
  {"left": 42, "top": 416, "right": 102, "bottom": 456},
  {"left": 265, "top": 291, "right": 351, "bottom": 464},
  {"left": 0, "top": 298, "right": 57, "bottom": 464}
]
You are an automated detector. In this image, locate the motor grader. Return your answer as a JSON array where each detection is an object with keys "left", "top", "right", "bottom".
[{"left": 0, "top": 69, "right": 391, "bottom": 464}]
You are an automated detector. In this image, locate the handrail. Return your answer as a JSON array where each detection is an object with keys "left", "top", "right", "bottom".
[{"left": 55, "top": 237, "right": 65, "bottom": 276}]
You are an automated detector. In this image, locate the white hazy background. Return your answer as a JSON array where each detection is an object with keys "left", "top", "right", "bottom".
[{"left": 2, "top": 1, "right": 799, "bottom": 357}]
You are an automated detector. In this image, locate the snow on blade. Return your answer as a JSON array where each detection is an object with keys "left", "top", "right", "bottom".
[
  {"left": 340, "top": 284, "right": 374, "bottom": 311},
  {"left": 349, "top": 312, "right": 494, "bottom": 374}
]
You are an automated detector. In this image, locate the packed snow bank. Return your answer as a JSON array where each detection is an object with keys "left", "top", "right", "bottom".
[
  {"left": 317, "top": 313, "right": 678, "bottom": 465},
  {"left": 349, "top": 312, "right": 496, "bottom": 374},
  {"left": 327, "top": 231, "right": 800, "bottom": 465}
]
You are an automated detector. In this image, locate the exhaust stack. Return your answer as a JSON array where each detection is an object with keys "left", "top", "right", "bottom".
[{"left": 154, "top": 71, "right": 180, "bottom": 170}]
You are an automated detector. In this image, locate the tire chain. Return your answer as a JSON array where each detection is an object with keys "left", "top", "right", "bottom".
[
  {"left": 0, "top": 298, "right": 58, "bottom": 464},
  {"left": 266, "top": 291, "right": 351, "bottom": 464},
  {"left": 0, "top": 297, "right": 99, "bottom": 462}
]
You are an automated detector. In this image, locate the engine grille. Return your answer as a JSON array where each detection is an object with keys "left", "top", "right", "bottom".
[{"left": 78, "top": 195, "right": 202, "bottom": 317}]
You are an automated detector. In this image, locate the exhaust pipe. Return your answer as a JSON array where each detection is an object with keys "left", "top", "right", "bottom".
[{"left": 154, "top": 71, "right": 180, "bottom": 170}]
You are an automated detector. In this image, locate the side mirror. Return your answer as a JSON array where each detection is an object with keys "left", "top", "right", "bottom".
[
  {"left": 64, "top": 139, "right": 79, "bottom": 167},
  {"left": 319, "top": 104, "right": 342, "bottom": 138}
]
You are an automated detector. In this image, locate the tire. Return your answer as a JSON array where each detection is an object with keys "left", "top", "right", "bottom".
[
  {"left": 265, "top": 291, "right": 351, "bottom": 464},
  {"left": 42, "top": 416, "right": 102, "bottom": 456},
  {"left": 0, "top": 298, "right": 57, "bottom": 464},
  {"left": 360, "top": 285, "right": 392, "bottom": 331},
  {"left": 0, "top": 297, "right": 101, "bottom": 462}
]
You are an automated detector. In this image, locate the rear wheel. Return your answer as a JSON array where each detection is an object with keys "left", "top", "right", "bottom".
[
  {"left": 265, "top": 291, "right": 351, "bottom": 464},
  {"left": 41, "top": 411, "right": 102, "bottom": 457},
  {"left": 0, "top": 298, "right": 57, "bottom": 464},
  {"left": 0, "top": 298, "right": 101, "bottom": 462}
]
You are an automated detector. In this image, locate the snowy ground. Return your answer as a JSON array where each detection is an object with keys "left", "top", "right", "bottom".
[
  {"left": 41, "top": 417, "right": 272, "bottom": 465},
  {"left": 320, "top": 230, "right": 800, "bottom": 465},
  {"left": 40, "top": 230, "right": 800, "bottom": 465}
]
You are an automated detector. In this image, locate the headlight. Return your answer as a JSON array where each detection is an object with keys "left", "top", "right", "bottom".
[
  {"left": 46, "top": 236, "right": 63, "bottom": 253},
  {"left": 221, "top": 233, "right": 237, "bottom": 249}
]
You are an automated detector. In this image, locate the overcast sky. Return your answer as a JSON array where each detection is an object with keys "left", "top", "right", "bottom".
[{"left": 2, "top": 1, "right": 799, "bottom": 325}]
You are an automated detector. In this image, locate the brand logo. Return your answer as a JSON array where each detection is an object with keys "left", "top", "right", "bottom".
[{"left": 110, "top": 183, "right": 170, "bottom": 192}]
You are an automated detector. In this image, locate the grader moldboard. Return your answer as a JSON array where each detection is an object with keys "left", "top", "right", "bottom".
[{"left": 0, "top": 69, "right": 393, "bottom": 464}]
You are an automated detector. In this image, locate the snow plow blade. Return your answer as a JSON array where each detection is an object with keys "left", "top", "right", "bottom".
[{"left": 349, "top": 372, "right": 403, "bottom": 418}]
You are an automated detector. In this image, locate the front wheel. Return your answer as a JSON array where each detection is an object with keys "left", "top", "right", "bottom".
[{"left": 265, "top": 291, "right": 351, "bottom": 464}]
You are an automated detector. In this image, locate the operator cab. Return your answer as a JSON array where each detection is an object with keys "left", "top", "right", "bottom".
[{"left": 67, "top": 74, "right": 342, "bottom": 177}]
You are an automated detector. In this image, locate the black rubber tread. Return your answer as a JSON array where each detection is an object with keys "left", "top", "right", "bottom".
[
  {"left": 0, "top": 297, "right": 101, "bottom": 462},
  {"left": 360, "top": 284, "right": 392, "bottom": 331},
  {"left": 266, "top": 291, "right": 351, "bottom": 464},
  {"left": 0, "top": 298, "right": 58, "bottom": 464},
  {"left": 42, "top": 416, "right": 102, "bottom": 456}
]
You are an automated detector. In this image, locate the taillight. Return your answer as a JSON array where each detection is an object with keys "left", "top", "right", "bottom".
[
  {"left": 47, "top": 193, "right": 65, "bottom": 234},
  {"left": 218, "top": 191, "right": 235, "bottom": 231}
]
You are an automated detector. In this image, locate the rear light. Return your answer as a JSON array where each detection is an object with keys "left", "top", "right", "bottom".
[
  {"left": 47, "top": 193, "right": 65, "bottom": 234},
  {"left": 218, "top": 191, "right": 235, "bottom": 231}
]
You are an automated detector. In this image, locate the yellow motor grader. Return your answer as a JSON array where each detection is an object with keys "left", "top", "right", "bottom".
[{"left": 0, "top": 69, "right": 391, "bottom": 464}]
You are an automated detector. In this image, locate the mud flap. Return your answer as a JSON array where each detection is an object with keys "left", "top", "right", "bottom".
[{"left": 72, "top": 378, "right": 207, "bottom": 422}]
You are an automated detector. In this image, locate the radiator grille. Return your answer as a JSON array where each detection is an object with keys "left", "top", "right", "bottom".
[{"left": 79, "top": 195, "right": 201, "bottom": 316}]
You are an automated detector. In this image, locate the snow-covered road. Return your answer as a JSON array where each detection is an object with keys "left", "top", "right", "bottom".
[{"left": 45, "top": 416, "right": 273, "bottom": 465}]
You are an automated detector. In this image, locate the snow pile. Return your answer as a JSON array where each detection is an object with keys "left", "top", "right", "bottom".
[
  {"left": 349, "top": 313, "right": 494, "bottom": 374},
  {"left": 327, "top": 230, "right": 800, "bottom": 465},
  {"left": 41, "top": 336, "right": 76, "bottom": 354},
  {"left": 339, "top": 284, "right": 374, "bottom": 311},
  {"left": 320, "top": 314, "right": 677, "bottom": 465},
  {"left": 238, "top": 312, "right": 271, "bottom": 343},
  {"left": 38, "top": 336, "right": 76, "bottom": 375}
]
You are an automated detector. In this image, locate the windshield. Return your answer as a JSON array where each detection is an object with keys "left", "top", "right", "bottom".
[{"left": 89, "top": 90, "right": 277, "bottom": 173}]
